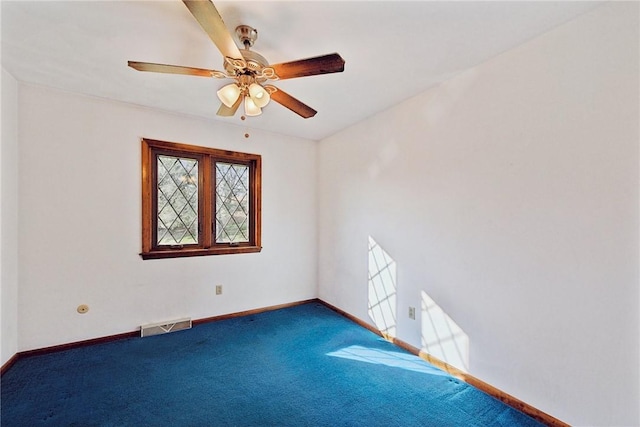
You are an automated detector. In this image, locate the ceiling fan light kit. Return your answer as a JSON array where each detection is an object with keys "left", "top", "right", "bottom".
[
  {"left": 128, "top": 0, "right": 345, "bottom": 120},
  {"left": 217, "top": 83, "right": 241, "bottom": 108},
  {"left": 215, "top": 73, "right": 271, "bottom": 116},
  {"left": 248, "top": 83, "right": 270, "bottom": 108},
  {"left": 244, "top": 96, "right": 262, "bottom": 117}
]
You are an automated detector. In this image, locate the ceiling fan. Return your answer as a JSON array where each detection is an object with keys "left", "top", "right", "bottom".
[{"left": 128, "top": 0, "right": 345, "bottom": 119}]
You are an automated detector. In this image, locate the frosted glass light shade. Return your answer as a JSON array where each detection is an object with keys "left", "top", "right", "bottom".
[
  {"left": 248, "top": 83, "right": 270, "bottom": 108},
  {"left": 244, "top": 96, "right": 262, "bottom": 116},
  {"left": 217, "top": 84, "right": 241, "bottom": 108}
]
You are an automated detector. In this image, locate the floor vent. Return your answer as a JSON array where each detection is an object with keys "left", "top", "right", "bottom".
[{"left": 140, "top": 318, "right": 192, "bottom": 337}]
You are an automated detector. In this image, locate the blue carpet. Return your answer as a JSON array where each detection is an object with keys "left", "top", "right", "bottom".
[{"left": 1, "top": 302, "right": 543, "bottom": 426}]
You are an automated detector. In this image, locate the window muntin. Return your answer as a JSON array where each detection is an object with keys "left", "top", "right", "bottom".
[{"left": 141, "top": 138, "right": 261, "bottom": 259}]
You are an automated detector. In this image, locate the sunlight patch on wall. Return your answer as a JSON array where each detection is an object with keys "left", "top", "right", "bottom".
[
  {"left": 421, "top": 291, "right": 469, "bottom": 372},
  {"left": 368, "top": 237, "right": 397, "bottom": 338}
]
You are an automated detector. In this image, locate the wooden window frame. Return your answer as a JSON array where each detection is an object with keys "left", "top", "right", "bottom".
[{"left": 141, "top": 138, "right": 261, "bottom": 260}]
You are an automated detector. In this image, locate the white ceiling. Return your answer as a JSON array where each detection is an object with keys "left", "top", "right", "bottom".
[{"left": 1, "top": 1, "right": 603, "bottom": 141}]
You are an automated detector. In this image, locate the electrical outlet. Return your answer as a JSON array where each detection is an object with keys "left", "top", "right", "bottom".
[
  {"left": 215, "top": 285, "right": 223, "bottom": 295},
  {"left": 408, "top": 307, "right": 416, "bottom": 320}
]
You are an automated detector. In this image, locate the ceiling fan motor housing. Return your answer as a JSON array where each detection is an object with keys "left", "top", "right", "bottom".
[{"left": 223, "top": 25, "right": 269, "bottom": 79}]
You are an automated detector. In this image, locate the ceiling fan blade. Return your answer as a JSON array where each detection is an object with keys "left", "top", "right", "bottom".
[
  {"left": 269, "top": 53, "right": 345, "bottom": 80},
  {"left": 216, "top": 97, "right": 242, "bottom": 117},
  {"left": 267, "top": 86, "right": 317, "bottom": 119},
  {"left": 182, "top": 0, "right": 243, "bottom": 61},
  {"left": 128, "top": 61, "right": 226, "bottom": 78}
]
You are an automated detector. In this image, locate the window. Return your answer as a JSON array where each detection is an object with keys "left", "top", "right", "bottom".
[{"left": 141, "top": 138, "right": 261, "bottom": 259}]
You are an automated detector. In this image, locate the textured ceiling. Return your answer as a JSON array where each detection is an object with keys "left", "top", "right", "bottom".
[{"left": 1, "top": 1, "right": 603, "bottom": 141}]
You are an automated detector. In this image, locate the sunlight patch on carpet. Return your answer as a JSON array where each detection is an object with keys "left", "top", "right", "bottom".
[{"left": 327, "top": 345, "right": 450, "bottom": 377}]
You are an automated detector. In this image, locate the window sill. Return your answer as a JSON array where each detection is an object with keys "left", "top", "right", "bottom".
[{"left": 140, "top": 246, "right": 262, "bottom": 260}]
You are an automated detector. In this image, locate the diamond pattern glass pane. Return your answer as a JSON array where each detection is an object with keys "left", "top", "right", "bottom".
[
  {"left": 216, "top": 162, "right": 249, "bottom": 243},
  {"left": 156, "top": 155, "right": 198, "bottom": 246}
]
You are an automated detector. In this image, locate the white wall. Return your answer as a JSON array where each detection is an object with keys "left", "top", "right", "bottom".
[
  {"left": 1, "top": 68, "right": 20, "bottom": 366},
  {"left": 318, "top": 3, "right": 638, "bottom": 426},
  {"left": 16, "top": 84, "right": 317, "bottom": 351}
]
